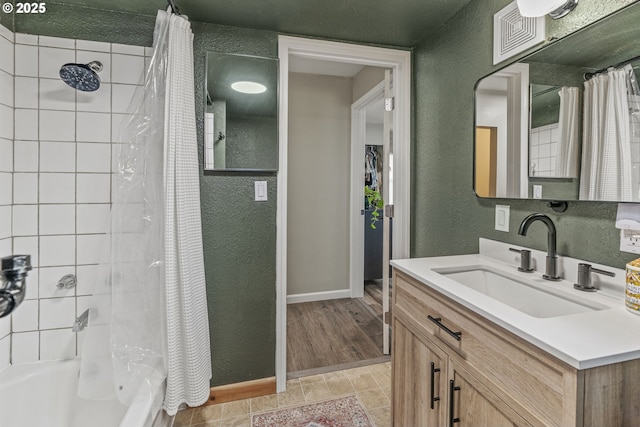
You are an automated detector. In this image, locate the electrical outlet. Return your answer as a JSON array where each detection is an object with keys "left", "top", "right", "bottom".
[{"left": 620, "top": 229, "right": 640, "bottom": 254}]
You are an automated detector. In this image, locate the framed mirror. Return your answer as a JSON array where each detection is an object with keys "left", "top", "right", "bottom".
[
  {"left": 204, "top": 52, "right": 278, "bottom": 172},
  {"left": 474, "top": 2, "right": 640, "bottom": 202}
]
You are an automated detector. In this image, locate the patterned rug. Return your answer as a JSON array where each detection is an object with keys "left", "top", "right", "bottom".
[{"left": 251, "top": 395, "right": 374, "bottom": 427}]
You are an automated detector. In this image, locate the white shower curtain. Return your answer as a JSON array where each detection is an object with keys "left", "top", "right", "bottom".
[
  {"left": 580, "top": 65, "right": 634, "bottom": 201},
  {"left": 78, "top": 8, "right": 211, "bottom": 419},
  {"left": 555, "top": 86, "right": 579, "bottom": 177}
]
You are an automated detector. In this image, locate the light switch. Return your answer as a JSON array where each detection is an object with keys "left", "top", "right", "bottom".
[
  {"left": 495, "top": 204, "right": 510, "bottom": 232},
  {"left": 254, "top": 181, "right": 267, "bottom": 201},
  {"left": 533, "top": 185, "right": 543, "bottom": 199}
]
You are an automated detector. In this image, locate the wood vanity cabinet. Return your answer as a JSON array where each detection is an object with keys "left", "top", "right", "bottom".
[{"left": 391, "top": 270, "right": 640, "bottom": 427}]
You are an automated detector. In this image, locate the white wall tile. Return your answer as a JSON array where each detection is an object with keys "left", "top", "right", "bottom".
[
  {"left": 0, "top": 315, "right": 9, "bottom": 338},
  {"left": 13, "top": 173, "right": 37, "bottom": 204},
  {"left": 24, "top": 267, "right": 38, "bottom": 300},
  {"left": 76, "top": 204, "right": 110, "bottom": 234},
  {"left": 0, "top": 24, "right": 13, "bottom": 43},
  {"left": 77, "top": 143, "right": 110, "bottom": 173},
  {"left": 77, "top": 173, "right": 110, "bottom": 203},
  {"left": 76, "top": 83, "right": 110, "bottom": 112},
  {"left": 76, "top": 234, "right": 105, "bottom": 265},
  {"left": 39, "top": 36, "right": 75, "bottom": 49},
  {"left": 76, "top": 50, "right": 111, "bottom": 83},
  {"left": 40, "top": 110, "right": 75, "bottom": 141},
  {"left": 0, "top": 335, "right": 8, "bottom": 370},
  {"left": 112, "top": 54, "right": 145, "bottom": 85},
  {"left": 15, "top": 33, "right": 38, "bottom": 45},
  {"left": 0, "top": 70, "right": 13, "bottom": 107},
  {"left": 0, "top": 36, "right": 13, "bottom": 75},
  {"left": 76, "top": 40, "right": 110, "bottom": 52},
  {"left": 39, "top": 297, "right": 75, "bottom": 329},
  {"left": 12, "top": 331, "right": 39, "bottom": 363},
  {"left": 12, "top": 205, "right": 38, "bottom": 236},
  {"left": 39, "top": 266, "right": 76, "bottom": 299},
  {"left": 14, "top": 140, "right": 38, "bottom": 172},
  {"left": 0, "top": 237, "right": 11, "bottom": 258},
  {"left": 15, "top": 44, "right": 37, "bottom": 77},
  {"left": 39, "top": 47, "right": 74, "bottom": 79},
  {"left": 75, "top": 265, "right": 98, "bottom": 296},
  {"left": 0, "top": 172, "right": 12, "bottom": 205},
  {"left": 0, "top": 104, "right": 13, "bottom": 139},
  {"left": 111, "top": 113, "right": 132, "bottom": 143},
  {"left": 12, "top": 300, "right": 38, "bottom": 332},
  {"left": 0, "top": 206, "right": 10, "bottom": 239},
  {"left": 39, "top": 235, "right": 75, "bottom": 267},
  {"left": 14, "top": 76, "right": 39, "bottom": 109},
  {"left": 40, "top": 328, "right": 76, "bottom": 360},
  {"left": 40, "top": 78, "right": 76, "bottom": 111},
  {"left": 112, "top": 84, "right": 139, "bottom": 113},
  {"left": 112, "top": 44, "right": 144, "bottom": 56},
  {"left": 0, "top": 138, "right": 12, "bottom": 172},
  {"left": 40, "top": 204, "right": 75, "bottom": 235},
  {"left": 39, "top": 173, "right": 75, "bottom": 203},
  {"left": 40, "top": 141, "right": 75, "bottom": 172},
  {"left": 76, "top": 112, "right": 110, "bottom": 142},
  {"left": 13, "top": 236, "right": 39, "bottom": 268},
  {"left": 15, "top": 108, "right": 39, "bottom": 140}
]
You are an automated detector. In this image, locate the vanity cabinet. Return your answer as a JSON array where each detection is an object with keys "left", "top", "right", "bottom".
[{"left": 391, "top": 270, "right": 640, "bottom": 427}]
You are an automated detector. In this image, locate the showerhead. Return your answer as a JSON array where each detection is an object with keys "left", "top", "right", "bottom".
[{"left": 59, "top": 61, "right": 103, "bottom": 92}]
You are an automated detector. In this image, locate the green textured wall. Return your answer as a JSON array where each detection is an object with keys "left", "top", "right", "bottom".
[
  {"left": 15, "top": 4, "right": 278, "bottom": 387},
  {"left": 412, "top": 0, "right": 639, "bottom": 269}
]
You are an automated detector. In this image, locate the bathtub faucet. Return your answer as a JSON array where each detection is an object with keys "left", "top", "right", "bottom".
[{"left": 72, "top": 309, "right": 90, "bottom": 332}]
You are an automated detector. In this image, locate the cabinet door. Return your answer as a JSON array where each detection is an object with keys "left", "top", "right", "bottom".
[
  {"left": 393, "top": 317, "right": 447, "bottom": 427},
  {"left": 448, "top": 362, "right": 531, "bottom": 427}
]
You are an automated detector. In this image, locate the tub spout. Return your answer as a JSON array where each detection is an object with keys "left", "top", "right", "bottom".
[{"left": 73, "top": 309, "right": 90, "bottom": 332}]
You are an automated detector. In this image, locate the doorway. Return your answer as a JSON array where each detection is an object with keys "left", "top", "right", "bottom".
[{"left": 276, "top": 36, "right": 411, "bottom": 392}]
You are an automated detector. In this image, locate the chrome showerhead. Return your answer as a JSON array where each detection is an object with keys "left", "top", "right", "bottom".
[{"left": 59, "top": 61, "right": 103, "bottom": 92}]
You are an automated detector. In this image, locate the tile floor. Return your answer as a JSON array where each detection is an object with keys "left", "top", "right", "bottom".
[{"left": 174, "top": 362, "right": 391, "bottom": 427}]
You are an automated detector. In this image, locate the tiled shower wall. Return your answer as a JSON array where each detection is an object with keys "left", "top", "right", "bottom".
[
  {"left": 529, "top": 123, "right": 559, "bottom": 177},
  {"left": 0, "top": 23, "right": 148, "bottom": 370}
]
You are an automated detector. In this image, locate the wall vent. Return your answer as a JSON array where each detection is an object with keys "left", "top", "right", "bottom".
[{"left": 493, "top": 1, "right": 545, "bottom": 65}]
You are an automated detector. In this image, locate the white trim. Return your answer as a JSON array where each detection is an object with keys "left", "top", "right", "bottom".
[
  {"left": 277, "top": 35, "right": 411, "bottom": 393},
  {"left": 350, "top": 81, "right": 385, "bottom": 300},
  {"left": 287, "top": 289, "right": 353, "bottom": 305}
]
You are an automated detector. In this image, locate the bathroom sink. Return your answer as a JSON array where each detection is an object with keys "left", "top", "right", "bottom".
[{"left": 433, "top": 265, "right": 608, "bottom": 318}]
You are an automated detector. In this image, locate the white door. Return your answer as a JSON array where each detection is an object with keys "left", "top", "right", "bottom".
[{"left": 382, "top": 69, "right": 393, "bottom": 355}]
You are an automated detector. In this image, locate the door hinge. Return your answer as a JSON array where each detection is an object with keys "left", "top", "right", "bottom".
[
  {"left": 384, "top": 97, "right": 395, "bottom": 111},
  {"left": 384, "top": 311, "right": 391, "bottom": 325},
  {"left": 384, "top": 204, "right": 394, "bottom": 218}
]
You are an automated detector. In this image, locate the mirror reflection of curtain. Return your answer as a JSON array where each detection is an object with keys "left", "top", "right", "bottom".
[
  {"left": 555, "top": 87, "right": 579, "bottom": 178},
  {"left": 580, "top": 65, "right": 636, "bottom": 201}
]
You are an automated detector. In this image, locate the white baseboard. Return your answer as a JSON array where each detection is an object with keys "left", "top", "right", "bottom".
[{"left": 287, "top": 289, "right": 352, "bottom": 304}]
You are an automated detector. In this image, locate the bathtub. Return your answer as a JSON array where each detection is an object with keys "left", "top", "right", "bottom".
[{"left": 0, "top": 359, "right": 168, "bottom": 427}]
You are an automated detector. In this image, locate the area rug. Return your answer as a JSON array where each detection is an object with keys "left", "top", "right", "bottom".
[{"left": 252, "top": 395, "right": 374, "bottom": 427}]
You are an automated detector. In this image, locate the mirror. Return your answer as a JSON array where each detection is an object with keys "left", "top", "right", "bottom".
[
  {"left": 204, "top": 52, "right": 278, "bottom": 171},
  {"left": 474, "top": 3, "right": 640, "bottom": 201}
]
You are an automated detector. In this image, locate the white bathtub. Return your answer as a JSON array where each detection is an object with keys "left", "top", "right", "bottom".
[{"left": 0, "top": 359, "right": 168, "bottom": 427}]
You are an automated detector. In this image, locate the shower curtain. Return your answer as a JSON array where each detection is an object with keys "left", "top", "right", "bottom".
[
  {"left": 78, "top": 8, "right": 211, "bottom": 419},
  {"left": 580, "top": 65, "right": 636, "bottom": 201},
  {"left": 555, "top": 86, "right": 579, "bottom": 178}
]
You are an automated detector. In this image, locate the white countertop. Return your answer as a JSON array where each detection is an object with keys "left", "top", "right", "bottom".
[{"left": 391, "top": 241, "right": 640, "bottom": 370}]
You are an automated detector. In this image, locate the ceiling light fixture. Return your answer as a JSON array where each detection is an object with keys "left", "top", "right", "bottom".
[
  {"left": 516, "top": 0, "right": 578, "bottom": 19},
  {"left": 231, "top": 81, "right": 267, "bottom": 94}
]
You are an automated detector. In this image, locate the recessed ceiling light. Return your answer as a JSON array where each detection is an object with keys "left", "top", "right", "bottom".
[{"left": 231, "top": 81, "right": 267, "bottom": 94}]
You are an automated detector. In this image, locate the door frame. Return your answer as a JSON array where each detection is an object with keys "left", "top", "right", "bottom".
[
  {"left": 276, "top": 35, "right": 411, "bottom": 392},
  {"left": 350, "top": 81, "right": 385, "bottom": 299}
]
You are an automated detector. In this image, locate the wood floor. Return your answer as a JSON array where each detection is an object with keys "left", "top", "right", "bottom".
[{"left": 287, "top": 281, "right": 387, "bottom": 375}]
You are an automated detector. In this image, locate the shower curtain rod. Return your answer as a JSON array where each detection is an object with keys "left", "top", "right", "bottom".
[
  {"left": 584, "top": 54, "right": 640, "bottom": 80},
  {"left": 167, "top": 0, "right": 180, "bottom": 15},
  {"left": 532, "top": 85, "right": 562, "bottom": 97}
]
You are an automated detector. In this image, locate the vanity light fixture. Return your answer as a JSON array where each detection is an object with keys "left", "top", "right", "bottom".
[
  {"left": 231, "top": 81, "right": 267, "bottom": 94},
  {"left": 516, "top": 0, "right": 578, "bottom": 19}
]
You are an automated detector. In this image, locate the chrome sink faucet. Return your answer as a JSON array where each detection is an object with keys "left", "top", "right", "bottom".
[{"left": 518, "top": 213, "right": 561, "bottom": 281}]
